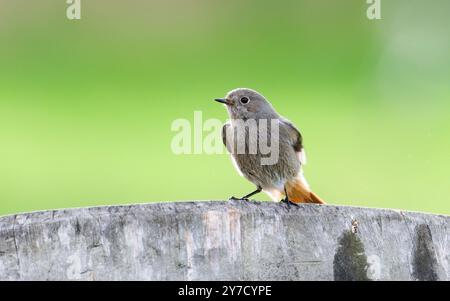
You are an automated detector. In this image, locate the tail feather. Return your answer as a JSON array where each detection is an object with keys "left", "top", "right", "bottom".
[
  {"left": 285, "top": 178, "right": 326, "bottom": 204},
  {"left": 309, "top": 191, "right": 326, "bottom": 205}
]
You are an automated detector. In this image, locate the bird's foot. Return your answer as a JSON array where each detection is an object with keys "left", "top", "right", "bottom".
[
  {"left": 280, "top": 198, "right": 300, "bottom": 207},
  {"left": 229, "top": 196, "right": 250, "bottom": 202}
]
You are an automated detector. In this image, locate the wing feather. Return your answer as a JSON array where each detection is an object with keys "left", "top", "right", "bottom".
[{"left": 280, "top": 119, "right": 306, "bottom": 165}]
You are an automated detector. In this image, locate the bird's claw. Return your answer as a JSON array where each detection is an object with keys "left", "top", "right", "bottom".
[
  {"left": 280, "top": 198, "right": 300, "bottom": 207},
  {"left": 229, "top": 196, "right": 250, "bottom": 202}
]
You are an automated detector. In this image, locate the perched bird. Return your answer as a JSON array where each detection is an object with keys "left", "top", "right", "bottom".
[{"left": 215, "top": 88, "right": 325, "bottom": 205}]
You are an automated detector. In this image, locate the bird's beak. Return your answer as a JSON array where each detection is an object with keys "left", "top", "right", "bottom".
[{"left": 214, "top": 98, "right": 232, "bottom": 105}]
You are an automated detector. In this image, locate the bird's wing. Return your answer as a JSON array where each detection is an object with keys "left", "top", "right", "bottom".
[
  {"left": 280, "top": 119, "right": 307, "bottom": 165},
  {"left": 280, "top": 119, "right": 313, "bottom": 192}
]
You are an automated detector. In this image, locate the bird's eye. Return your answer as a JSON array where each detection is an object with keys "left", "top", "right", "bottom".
[{"left": 240, "top": 97, "right": 249, "bottom": 104}]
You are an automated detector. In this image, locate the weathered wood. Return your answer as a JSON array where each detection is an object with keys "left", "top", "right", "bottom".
[{"left": 0, "top": 201, "right": 448, "bottom": 280}]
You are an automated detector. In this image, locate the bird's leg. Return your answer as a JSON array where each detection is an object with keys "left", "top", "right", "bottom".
[
  {"left": 241, "top": 186, "right": 262, "bottom": 200},
  {"left": 230, "top": 186, "right": 262, "bottom": 201},
  {"left": 281, "top": 187, "right": 299, "bottom": 207}
]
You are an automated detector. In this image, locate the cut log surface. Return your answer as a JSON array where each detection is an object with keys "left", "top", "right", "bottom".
[{"left": 0, "top": 201, "right": 448, "bottom": 280}]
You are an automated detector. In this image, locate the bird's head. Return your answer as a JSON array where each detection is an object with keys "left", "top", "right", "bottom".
[{"left": 214, "top": 88, "right": 277, "bottom": 120}]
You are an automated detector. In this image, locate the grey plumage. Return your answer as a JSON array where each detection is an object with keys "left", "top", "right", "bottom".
[{"left": 216, "top": 88, "right": 313, "bottom": 202}]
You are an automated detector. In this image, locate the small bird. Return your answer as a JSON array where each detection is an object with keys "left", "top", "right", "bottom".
[{"left": 215, "top": 88, "right": 326, "bottom": 205}]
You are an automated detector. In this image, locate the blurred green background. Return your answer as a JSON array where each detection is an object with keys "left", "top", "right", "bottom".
[{"left": 0, "top": 0, "right": 449, "bottom": 216}]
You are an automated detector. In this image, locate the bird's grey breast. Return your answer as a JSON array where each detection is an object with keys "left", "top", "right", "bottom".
[{"left": 222, "top": 119, "right": 300, "bottom": 188}]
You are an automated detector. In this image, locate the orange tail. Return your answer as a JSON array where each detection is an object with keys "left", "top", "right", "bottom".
[{"left": 285, "top": 178, "right": 326, "bottom": 204}]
